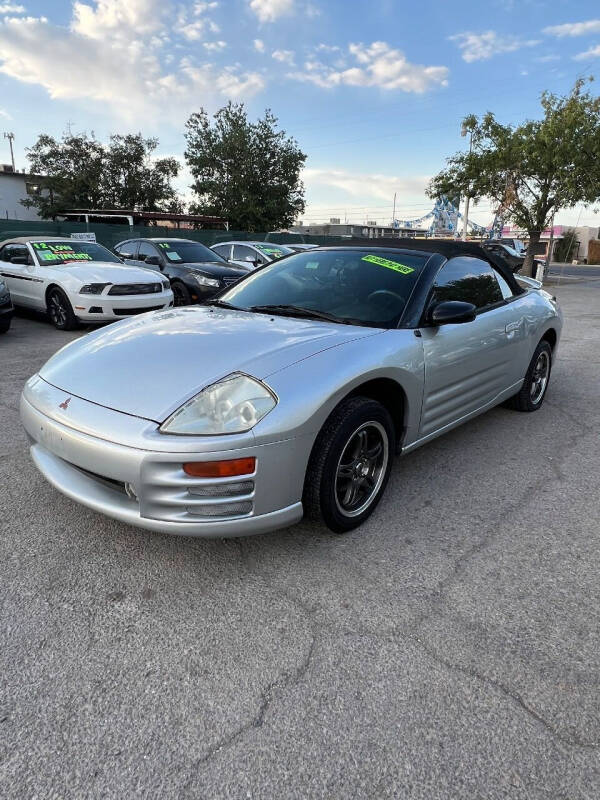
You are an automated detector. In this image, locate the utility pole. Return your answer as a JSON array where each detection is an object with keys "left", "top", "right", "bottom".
[
  {"left": 392, "top": 192, "right": 396, "bottom": 236},
  {"left": 544, "top": 212, "right": 556, "bottom": 281},
  {"left": 3, "top": 132, "right": 15, "bottom": 172},
  {"left": 460, "top": 122, "right": 473, "bottom": 241}
]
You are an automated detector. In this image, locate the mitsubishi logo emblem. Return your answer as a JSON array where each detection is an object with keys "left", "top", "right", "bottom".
[{"left": 59, "top": 397, "right": 71, "bottom": 410}]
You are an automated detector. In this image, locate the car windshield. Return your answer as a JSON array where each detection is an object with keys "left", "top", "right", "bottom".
[
  {"left": 155, "top": 241, "right": 226, "bottom": 263},
  {"left": 31, "top": 241, "right": 122, "bottom": 265},
  {"left": 254, "top": 244, "right": 294, "bottom": 259},
  {"left": 220, "top": 248, "right": 429, "bottom": 328}
]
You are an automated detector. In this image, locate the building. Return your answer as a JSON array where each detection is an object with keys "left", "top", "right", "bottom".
[
  {"left": 291, "top": 221, "right": 428, "bottom": 239},
  {"left": 501, "top": 224, "right": 600, "bottom": 261},
  {"left": 59, "top": 209, "right": 227, "bottom": 230},
  {"left": 0, "top": 167, "right": 46, "bottom": 221}
]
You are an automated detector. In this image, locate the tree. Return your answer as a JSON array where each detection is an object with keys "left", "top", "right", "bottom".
[
  {"left": 184, "top": 102, "right": 306, "bottom": 231},
  {"left": 428, "top": 79, "right": 600, "bottom": 275},
  {"left": 23, "top": 132, "right": 181, "bottom": 218}
]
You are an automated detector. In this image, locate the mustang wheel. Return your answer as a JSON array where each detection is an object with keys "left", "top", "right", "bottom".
[
  {"left": 304, "top": 396, "right": 395, "bottom": 533},
  {"left": 171, "top": 281, "right": 192, "bottom": 307},
  {"left": 506, "top": 340, "right": 552, "bottom": 412},
  {"left": 47, "top": 288, "right": 78, "bottom": 331}
]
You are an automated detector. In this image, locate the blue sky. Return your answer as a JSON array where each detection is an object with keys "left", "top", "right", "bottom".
[{"left": 1, "top": 0, "right": 599, "bottom": 228}]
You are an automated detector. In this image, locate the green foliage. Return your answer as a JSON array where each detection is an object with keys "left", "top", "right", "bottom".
[
  {"left": 428, "top": 79, "right": 600, "bottom": 273},
  {"left": 184, "top": 102, "right": 306, "bottom": 231},
  {"left": 23, "top": 132, "right": 181, "bottom": 218},
  {"left": 554, "top": 228, "right": 578, "bottom": 262}
]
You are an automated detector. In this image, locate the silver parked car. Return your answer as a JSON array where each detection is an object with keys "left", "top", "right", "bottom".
[
  {"left": 21, "top": 241, "right": 562, "bottom": 537},
  {"left": 211, "top": 241, "right": 294, "bottom": 270}
]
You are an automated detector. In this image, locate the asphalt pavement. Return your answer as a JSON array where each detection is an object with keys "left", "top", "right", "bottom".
[{"left": 1, "top": 284, "right": 599, "bottom": 799}]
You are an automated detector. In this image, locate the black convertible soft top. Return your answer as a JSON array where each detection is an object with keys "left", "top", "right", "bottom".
[{"left": 339, "top": 237, "right": 525, "bottom": 295}]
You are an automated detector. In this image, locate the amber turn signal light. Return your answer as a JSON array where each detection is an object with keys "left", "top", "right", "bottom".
[{"left": 183, "top": 457, "right": 256, "bottom": 478}]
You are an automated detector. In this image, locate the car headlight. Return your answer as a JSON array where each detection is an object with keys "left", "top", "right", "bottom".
[
  {"left": 191, "top": 273, "right": 220, "bottom": 289},
  {"left": 159, "top": 374, "right": 277, "bottom": 435},
  {"left": 80, "top": 283, "right": 109, "bottom": 295},
  {"left": 162, "top": 280, "right": 170, "bottom": 290}
]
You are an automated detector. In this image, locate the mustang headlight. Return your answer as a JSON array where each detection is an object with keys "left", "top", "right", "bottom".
[
  {"left": 160, "top": 374, "right": 277, "bottom": 435},
  {"left": 80, "top": 283, "right": 109, "bottom": 295},
  {"left": 191, "top": 273, "right": 220, "bottom": 288}
]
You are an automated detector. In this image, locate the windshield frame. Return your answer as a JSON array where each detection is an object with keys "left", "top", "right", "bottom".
[
  {"left": 219, "top": 246, "right": 432, "bottom": 330},
  {"left": 29, "top": 240, "right": 123, "bottom": 266},
  {"left": 155, "top": 239, "right": 227, "bottom": 264}
]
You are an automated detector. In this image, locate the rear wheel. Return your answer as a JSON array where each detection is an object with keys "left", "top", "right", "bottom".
[
  {"left": 505, "top": 340, "right": 552, "bottom": 412},
  {"left": 47, "top": 288, "right": 78, "bottom": 331},
  {"left": 303, "top": 397, "right": 395, "bottom": 533},
  {"left": 171, "top": 281, "right": 192, "bottom": 307}
]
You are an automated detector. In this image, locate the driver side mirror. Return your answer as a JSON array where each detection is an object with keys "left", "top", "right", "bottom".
[
  {"left": 11, "top": 256, "right": 28, "bottom": 265},
  {"left": 428, "top": 300, "right": 477, "bottom": 325},
  {"left": 244, "top": 256, "right": 260, "bottom": 266},
  {"left": 144, "top": 255, "right": 161, "bottom": 267}
]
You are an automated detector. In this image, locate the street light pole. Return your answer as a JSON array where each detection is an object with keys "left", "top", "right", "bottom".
[
  {"left": 3, "top": 132, "right": 16, "bottom": 172},
  {"left": 461, "top": 123, "right": 473, "bottom": 241}
]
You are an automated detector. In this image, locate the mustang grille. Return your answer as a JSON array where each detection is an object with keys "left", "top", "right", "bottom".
[
  {"left": 112, "top": 305, "right": 164, "bottom": 315},
  {"left": 108, "top": 283, "right": 162, "bottom": 295}
]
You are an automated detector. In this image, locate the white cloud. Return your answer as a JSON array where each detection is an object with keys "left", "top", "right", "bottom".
[
  {"left": 203, "top": 39, "right": 226, "bottom": 51},
  {"left": 0, "top": 12, "right": 265, "bottom": 122},
  {"left": 289, "top": 41, "right": 448, "bottom": 93},
  {"left": 574, "top": 45, "right": 600, "bottom": 61},
  {"left": 253, "top": 38, "right": 265, "bottom": 52},
  {"left": 0, "top": 3, "right": 25, "bottom": 11},
  {"left": 72, "top": 0, "right": 166, "bottom": 39},
  {"left": 0, "top": 107, "right": 12, "bottom": 119},
  {"left": 303, "top": 168, "right": 431, "bottom": 203},
  {"left": 543, "top": 20, "right": 600, "bottom": 37},
  {"left": 272, "top": 48, "right": 295, "bottom": 64},
  {"left": 450, "top": 30, "right": 540, "bottom": 62},
  {"left": 249, "top": 0, "right": 294, "bottom": 23}
]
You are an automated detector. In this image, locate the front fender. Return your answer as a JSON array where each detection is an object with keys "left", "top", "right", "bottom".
[{"left": 253, "top": 328, "right": 424, "bottom": 449}]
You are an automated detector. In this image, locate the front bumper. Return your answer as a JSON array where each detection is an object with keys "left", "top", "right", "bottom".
[
  {"left": 20, "top": 387, "right": 305, "bottom": 538},
  {"left": 72, "top": 289, "right": 174, "bottom": 321}
]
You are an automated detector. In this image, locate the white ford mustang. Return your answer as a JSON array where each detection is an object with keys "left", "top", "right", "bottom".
[{"left": 0, "top": 236, "right": 173, "bottom": 329}]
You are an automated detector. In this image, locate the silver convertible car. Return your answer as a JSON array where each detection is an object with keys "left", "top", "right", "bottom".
[{"left": 21, "top": 241, "right": 562, "bottom": 536}]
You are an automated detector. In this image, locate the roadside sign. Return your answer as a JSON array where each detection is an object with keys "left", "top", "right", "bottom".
[{"left": 71, "top": 232, "right": 96, "bottom": 242}]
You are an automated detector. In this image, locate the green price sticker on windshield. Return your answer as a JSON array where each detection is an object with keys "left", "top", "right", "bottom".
[
  {"left": 361, "top": 254, "right": 414, "bottom": 274},
  {"left": 158, "top": 243, "right": 170, "bottom": 249}
]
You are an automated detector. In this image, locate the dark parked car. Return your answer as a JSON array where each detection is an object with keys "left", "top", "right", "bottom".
[
  {"left": 0, "top": 277, "right": 14, "bottom": 333},
  {"left": 115, "top": 238, "right": 246, "bottom": 306},
  {"left": 483, "top": 242, "right": 545, "bottom": 274}
]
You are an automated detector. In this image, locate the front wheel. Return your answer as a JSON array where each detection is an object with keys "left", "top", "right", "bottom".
[
  {"left": 303, "top": 397, "right": 395, "bottom": 533},
  {"left": 0, "top": 316, "right": 11, "bottom": 334},
  {"left": 171, "top": 281, "right": 192, "bottom": 307},
  {"left": 47, "top": 288, "right": 78, "bottom": 331},
  {"left": 505, "top": 340, "right": 552, "bottom": 412}
]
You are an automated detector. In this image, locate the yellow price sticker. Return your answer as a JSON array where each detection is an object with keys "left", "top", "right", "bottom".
[{"left": 361, "top": 254, "right": 414, "bottom": 274}]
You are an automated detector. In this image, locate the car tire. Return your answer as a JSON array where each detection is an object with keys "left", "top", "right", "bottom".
[
  {"left": 0, "top": 316, "right": 11, "bottom": 334},
  {"left": 303, "top": 396, "right": 395, "bottom": 533},
  {"left": 171, "top": 281, "right": 192, "bottom": 307},
  {"left": 504, "top": 340, "right": 553, "bottom": 412},
  {"left": 47, "top": 287, "right": 78, "bottom": 331}
]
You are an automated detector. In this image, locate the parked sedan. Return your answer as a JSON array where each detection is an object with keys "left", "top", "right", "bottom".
[
  {"left": 21, "top": 241, "right": 561, "bottom": 538},
  {"left": 115, "top": 238, "right": 246, "bottom": 306},
  {"left": 483, "top": 242, "right": 545, "bottom": 274},
  {"left": 0, "top": 237, "right": 173, "bottom": 330},
  {"left": 0, "top": 277, "right": 13, "bottom": 333},
  {"left": 211, "top": 241, "right": 294, "bottom": 270}
]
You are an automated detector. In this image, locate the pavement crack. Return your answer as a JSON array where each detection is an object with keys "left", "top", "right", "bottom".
[{"left": 409, "top": 633, "right": 600, "bottom": 751}]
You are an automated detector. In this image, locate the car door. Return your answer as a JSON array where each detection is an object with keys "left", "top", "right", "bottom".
[
  {"left": 212, "top": 243, "right": 232, "bottom": 261},
  {"left": 0, "top": 243, "right": 40, "bottom": 307},
  {"left": 136, "top": 241, "right": 163, "bottom": 271},
  {"left": 418, "top": 256, "right": 528, "bottom": 438}
]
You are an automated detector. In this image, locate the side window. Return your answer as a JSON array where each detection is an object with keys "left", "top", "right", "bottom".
[
  {"left": 138, "top": 242, "right": 159, "bottom": 262},
  {"left": 116, "top": 241, "right": 137, "bottom": 259},
  {"left": 431, "top": 256, "right": 504, "bottom": 310},
  {"left": 233, "top": 244, "right": 257, "bottom": 263},
  {"left": 213, "top": 244, "right": 230, "bottom": 259}
]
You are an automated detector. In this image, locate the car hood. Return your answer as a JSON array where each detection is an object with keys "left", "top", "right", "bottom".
[
  {"left": 39, "top": 306, "right": 379, "bottom": 422},
  {"left": 182, "top": 261, "right": 245, "bottom": 278},
  {"left": 60, "top": 262, "right": 163, "bottom": 284}
]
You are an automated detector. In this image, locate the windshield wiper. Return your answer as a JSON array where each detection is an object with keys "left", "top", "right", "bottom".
[
  {"left": 248, "top": 304, "right": 355, "bottom": 325},
  {"left": 205, "top": 299, "right": 246, "bottom": 311}
]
